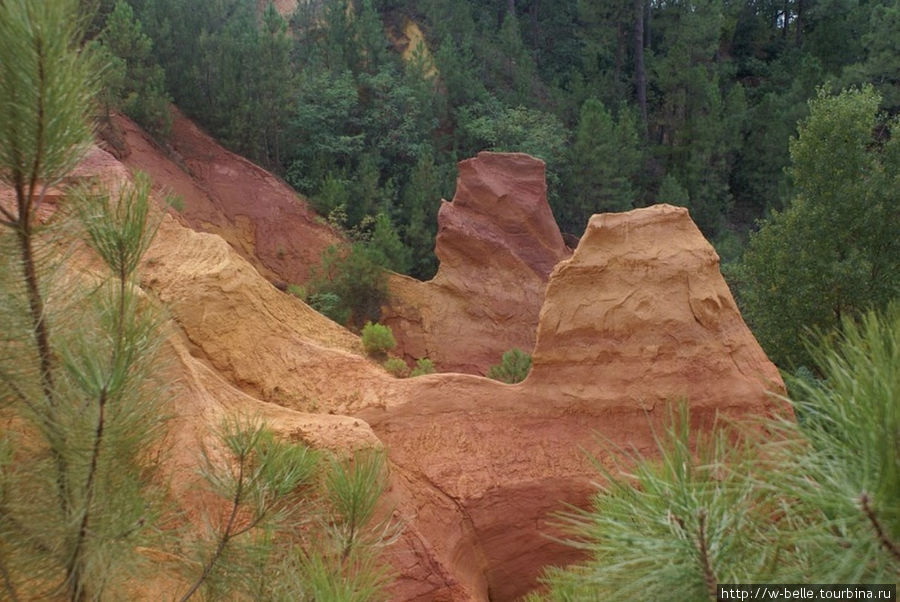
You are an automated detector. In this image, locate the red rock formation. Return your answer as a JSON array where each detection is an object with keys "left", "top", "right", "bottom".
[
  {"left": 60, "top": 140, "right": 785, "bottom": 601},
  {"left": 115, "top": 110, "right": 341, "bottom": 284},
  {"left": 383, "top": 152, "right": 571, "bottom": 374},
  {"left": 362, "top": 204, "right": 786, "bottom": 601},
  {"left": 129, "top": 140, "right": 783, "bottom": 600},
  {"left": 528, "top": 204, "right": 784, "bottom": 410}
]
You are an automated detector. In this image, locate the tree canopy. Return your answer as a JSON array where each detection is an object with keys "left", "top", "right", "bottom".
[{"left": 735, "top": 86, "right": 899, "bottom": 368}]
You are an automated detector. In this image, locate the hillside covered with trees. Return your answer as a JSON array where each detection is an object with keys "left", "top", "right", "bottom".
[{"left": 87, "top": 0, "right": 898, "bottom": 369}]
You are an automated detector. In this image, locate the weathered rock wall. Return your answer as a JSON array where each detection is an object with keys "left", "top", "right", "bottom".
[
  {"left": 383, "top": 152, "right": 571, "bottom": 374},
  {"left": 58, "top": 142, "right": 785, "bottom": 602}
]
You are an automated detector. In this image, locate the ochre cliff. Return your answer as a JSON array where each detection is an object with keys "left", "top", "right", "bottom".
[
  {"left": 361, "top": 204, "right": 786, "bottom": 601},
  {"left": 382, "top": 152, "right": 572, "bottom": 374},
  {"left": 114, "top": 110, "right": 340, "bottom": 285},
  {"left": 55, "top": 138, "right": 785, "bottom": 602},
  {"left": 528, "top": 205, "right": 784, "bottom": 409}
]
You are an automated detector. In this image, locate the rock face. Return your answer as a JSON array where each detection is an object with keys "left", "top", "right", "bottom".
[
  {"left": 382, "top": 152, "right": 571, "bottom": 374},
  {"left": 58, "top": 138, "right": 785, "bottom": 602},
  {"left": 363, "top": 205, "right": 786, "bottom": 601},
  {"left": 528, "top": 204, "right": 784, "bottom": 409},
  {"left": 115, "top": 110, "right": 340, "bottom": 285}
]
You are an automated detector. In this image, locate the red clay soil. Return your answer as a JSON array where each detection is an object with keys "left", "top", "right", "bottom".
[{"left": 114, "top": 109, "right": 340, "bottom": 285}]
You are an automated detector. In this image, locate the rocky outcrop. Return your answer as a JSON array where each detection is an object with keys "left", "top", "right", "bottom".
[
  {"left": 528, "top": 204, "right": 784, "bottom": 409},
  {"left": 142, "top": 213, "right": 396, "bottom": 415},
  {"left": 362, "top": 204, "right": 786, "bottom": 601},
  {"left": 62, "top": 140, "right": 785, "bottom": 601},
  {"left": 383, "top": 152, "right": 571, "bottom": 374},
  {"left": 115, "top": 110, "right": 340, "bottom": 285}
]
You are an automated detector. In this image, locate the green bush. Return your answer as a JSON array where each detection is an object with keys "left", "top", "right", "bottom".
[
  {"left": 487, "top": 348, "right": 532, "bottom": 384},
  {"left": 383, "top": 357, "right": 409, "bottom": 378},
  {"left": 361, "top": 321, "right": 396, "bottom": 358},
  {"left": 307, "top": 291, "right": 350, "bottom": 325},
  {"left": 410, "top": 357, "right": 436, "bottom": 377},
  {"left": 306, "top": 243, "right": 388, "bottom": 328},
  {"left": 286, "top": 283, "right": 306, "bottom": 299}
]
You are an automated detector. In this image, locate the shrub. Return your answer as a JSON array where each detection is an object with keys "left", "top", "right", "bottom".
[
  {"left": 383, "top": 357, "right": 409, "bottom": 378},
  {"left": 306, "top": 243, "right": 388, "bottom": 328},
  {"left": 487, "top": 348, "right": 532, "bottom": 383},
  {"left": 410, "top": 357, "right": 436, "bottom": 377},
  {"left": 308, "top": 291, "right": 350, "bottom": 325},
  {"left": 286, "top": 283, "right": 306, "bottom": 299},
  {"left": 361, "top": 321, "right": 396, "bottom": 358}
]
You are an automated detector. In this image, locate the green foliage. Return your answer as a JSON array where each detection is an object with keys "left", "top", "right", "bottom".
[
  {"left": 562, "top": 98, "right": 641, "bottom": 233},
  {"left": 0, "top": 0, "right": 96, "bottom": 192},
  {"left": 361, "top": 322, "right": 396, "bottom": 358},
  {"left": 770, "top": 304, "right": 900, "bottom": 582},
  {"left": 365, "top": 212, "right": 413, "bottom": 275},
  {"left": 459, "top": 100, "right": 568, "bottom": 167},
  {"left": 95, "top": 0, "right": 171, "bottom": 138},
  {"left": 400, "top": 152, "right": 444, "bottom": 279},
  {"left": 286, "top": 283, "right": 306, "bottom": 299},
  {"left": 306, "top": 244, "right": 389, "bottom": 328},
  {"left": 182, "top": 420, "right": 395, "bottom": 600},
  {"left": 383, "top": 357, "right": 409, "bottom": 378},
  {"left": 657, "top": 172, "right": 690, "bottom": 207},
  {"left": 735, "top": 86, "right": 900, "bottom": 368},
  {"left": 323, "top": 448, "right": 398, "bottom": 561},
  {"left": 308, "top": 291, "right": 351, "bottom": 326},
  {"left": 487, "top": 348, "right": 532, "bottom": 384},
  {"left": 410, "top": 357, "right": 436, "bottom": 377},
  {"left": 535, "top": 305, "right": 900, "bottom": 599},
  {"left": 538, "top": 405, "right": 763, "bottom": 601}
]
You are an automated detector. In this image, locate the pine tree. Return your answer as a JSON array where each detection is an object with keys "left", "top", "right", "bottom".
[
  {"left": 564, "top": 98, "right": 641, "bottom": 233},
  {"left": 0, "top": 4, "right": 168, "bottom": 598},
  {"left": 96, "top": 0, "right": 171, "bottom": 138}
]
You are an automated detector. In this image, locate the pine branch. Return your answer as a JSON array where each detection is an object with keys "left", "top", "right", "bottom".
[
  {"left": 671, "top": 508, "right": 719, "bottom": 601},
  {"left": 860, "top": 492, "right": 900, "bottom": 564},
  {"left": 696, "top": 509, "right": 718, "bottom": 602},
  {"left": 0, "top": 203, "right": 15, "bottom": 223},
  {"left": 65, "top": 387, "right": 108, "bottom": 602},
  {"left": 179, "top": 450, "right": 248, "bottom": 602}
]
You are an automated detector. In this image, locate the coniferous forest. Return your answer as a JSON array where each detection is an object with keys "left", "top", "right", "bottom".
[{"left": 88, "top": 0, "right": 899, "bottom": 370}]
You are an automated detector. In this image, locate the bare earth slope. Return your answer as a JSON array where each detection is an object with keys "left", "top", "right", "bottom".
[
  {"left": 383, "top": 152, "right": 572, "bottom": 374},
  {"left": 115, "top": 110, "right": 340, "bottom": 284},
  {"left": 65, "top": 137, "right": 784, "bottom": 601}
]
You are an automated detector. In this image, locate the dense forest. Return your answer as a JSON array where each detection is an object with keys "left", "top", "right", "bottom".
[{"left": 85, "top": 0, "right": 898, "bottom": 367}]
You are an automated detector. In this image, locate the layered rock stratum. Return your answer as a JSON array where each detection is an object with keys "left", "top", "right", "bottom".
[
  {"left": 383, "top": 152, "right": 572, "bottom": 374},
  {"left": 36, "top": 117, "right": 785, "bottom": 601}
]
